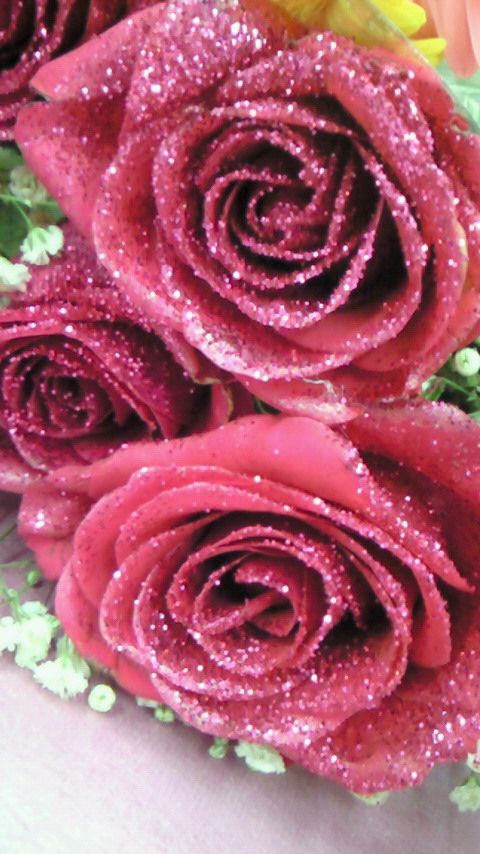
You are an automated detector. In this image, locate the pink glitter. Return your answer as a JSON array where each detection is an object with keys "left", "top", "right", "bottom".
[
  {"left": 18, "top": 404, "right": 480, "bottom": 793},
  {"left": 0, "top": 224, "right": 251, "bottom": 490},
  {"left": 14, "top": 0, "right": 480, "bottom": 415}
]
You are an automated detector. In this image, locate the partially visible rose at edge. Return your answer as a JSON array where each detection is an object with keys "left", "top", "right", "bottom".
[
  {"left": 0, "top": 224, "right": 252, "bottom": 493},
  {"left": 418, "top": 0, "right": 480, "bottom": 77},
  {"left": 17, "top": 405, "right": 480, "bottom": 794},
  {"left": 14, "top": 0, "right": 480, "bottom": 422},
  {"left": 0, "top": 0, "right": 159, "bottom": 140}
]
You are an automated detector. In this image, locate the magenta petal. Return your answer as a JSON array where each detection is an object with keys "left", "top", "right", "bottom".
[
  {"left": 16, "top": 98, "right": 125, "bottom": 239},
  {"left": 31, "top": 6, "right": 159, "bottom": 100}
]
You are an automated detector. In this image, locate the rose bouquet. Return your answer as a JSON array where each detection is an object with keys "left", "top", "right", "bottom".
[{"left": 2, "top": 0, "right": 480, "bottom": 819}]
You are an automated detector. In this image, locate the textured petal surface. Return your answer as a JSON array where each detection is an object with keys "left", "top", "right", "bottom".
[
  {"left": 15, "top": 0, "right": 480, "bottom": 408},
  {"left": 18, "top": 409, "right": 480, "bottom": 793},
  {"left": 0, "top": 224, "right": 249, "bottom": 488},
  {"left": 0, "top": 0, "right": 158, "bottom": 140}
]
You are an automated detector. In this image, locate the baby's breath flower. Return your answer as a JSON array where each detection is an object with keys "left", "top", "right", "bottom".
[
  {"left": 19, "top": 601, "right": 49, "bottom": 618},
  {"left": 20, "top": 225, "right": 64, "bottom": 266},
  {"left": 449, "top": 776, "right": 480, "bottom": 812},
  {"left": 208, "top": 737, "right": 230, "bottom": 760},
  {"left": 88, "top": 683, "right": 116, "bottom": 713},
  {"left": 154, "top": 704, "right": 175, "bottom": 723},
  {"left": 14, "top": 612, "right": 59, "bottom": 669},
  {"left": 234, "top": 741, "right": 286, "bottom": 774},
  {"left": 9, "top": 164, "right": 49, "bottom": 205},
  {"left": 0, "top": 615, "right": 21, "bottom": 653},
  {"left": 34, "top": 635, "right": 91, "bottom": 699},
  {"left": 0, "top": 255, "right": 30, "bottom": 293}
]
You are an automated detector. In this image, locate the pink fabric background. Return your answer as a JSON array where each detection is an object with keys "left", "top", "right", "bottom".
[{"left": 1, "top": 495, "right": 479, "bottom": 853}]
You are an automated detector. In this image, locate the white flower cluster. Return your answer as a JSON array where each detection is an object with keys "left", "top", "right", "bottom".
[
  {"left": 20, "top": 225, "right": 64, "bottom": 267},
  {"left": 0, "top": 149, "right": 64, "bottom": 299},
  {"left": 449, "top": 742, "right": 480, "bottom": 812},
  {"left": 0, "top": 601, "right": 59, "bottom": 668},
  {"left": 0, "top": 597, "right": 92, "bottom": 700}
]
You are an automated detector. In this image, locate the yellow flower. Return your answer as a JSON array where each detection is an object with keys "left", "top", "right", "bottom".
[{"left": 272, "top": 0, "right": 446, "bottom": 65}]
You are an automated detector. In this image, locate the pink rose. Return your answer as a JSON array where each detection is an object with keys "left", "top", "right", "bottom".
[
  {"left": 19, "top": 405, "right": 480, "bottom": 793},
  {"left": 0, "top": 225, "right": 251, "bottom": 492},
  {"left": 14, "top": 0, "right": 480, "bottom": 418},
  {"left": 0, "top": 0, "right": 158, "bottom": 140},
  {"left": 419, "top": 0, "right": 480, "bottom": 77}
]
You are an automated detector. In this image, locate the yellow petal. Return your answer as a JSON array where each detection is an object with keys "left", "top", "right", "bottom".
[
  {"left": 370, "top": 0, "right": 426, "bottom": 38},
  {"left": 413, "top": 37, "right": 447, "bottom": 66},
  {"left": 270, "top": 0, "right": 328, "bottom": 25}
]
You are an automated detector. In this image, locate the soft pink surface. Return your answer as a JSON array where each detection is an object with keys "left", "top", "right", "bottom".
[{"left": 2, "top": 662, "right": 480, "bottom": 854}]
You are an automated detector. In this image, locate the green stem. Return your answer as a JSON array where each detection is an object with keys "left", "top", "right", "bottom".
[
  {"left": 0, "top": 573, "right": 22, "bottom": 620},
  {"left": 0, "top": 194, "right": 33, "bottom": 231},
  {"left": 0, "top": 522, "right": 16, "bottom": 543},
  {"left": 0, "top": 559, "right": 35, "bottom": 570},
  {"left": 439, "top": 375, "right": 472, "bottom": 395}
]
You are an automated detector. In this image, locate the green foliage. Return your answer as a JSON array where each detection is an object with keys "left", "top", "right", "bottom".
[
  {"left": 0, "top": 146, "right": 22, "bottom": 172},
  {"left": 0, "top": 144, "right": 65, "bottom": 266},
  {"left": 438, "top": 63, "right": 480, "bottom": 132},
  {"left": 422, "top": 340, "right": 480, "bottom": 421},
  {"left": 0, "top": 198, "right": 29, "bottom": 259}
]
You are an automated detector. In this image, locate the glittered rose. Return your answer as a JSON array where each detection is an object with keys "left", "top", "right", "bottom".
[
  {"left": 19, "top": 405, "right": 480, "bottom": 794},
  {"left": 0, "top": 225, "right": 251, "bottom": 492},
  {"left": 0, "top": 0, "right": 158, "bottom": 140},
  {"left": 15, "top": 0, "right": 480, "bottom": 418}
]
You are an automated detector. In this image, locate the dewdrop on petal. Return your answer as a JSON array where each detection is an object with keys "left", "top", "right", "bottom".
[
  {"left": 452, "top": 347, "right": 480, "bottom": 377},
  {"left": 234, "top": 742, "right": 286, "bottom": 774},
  {"left": 9, "top": 164, "right": 49, "bottom": 205},
  {"left": 20, "top": 226, "right": 64, "bottom": 266},
  {"left": 449, "top": 777, "right": 480, "bottom": 812},
  {"left": 0, "top": 256, "right": 30, "bottom": 292}
]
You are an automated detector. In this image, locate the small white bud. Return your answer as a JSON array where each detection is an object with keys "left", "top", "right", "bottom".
[{"left": 452, "top": 347, "right": 480, "bottom": 378}]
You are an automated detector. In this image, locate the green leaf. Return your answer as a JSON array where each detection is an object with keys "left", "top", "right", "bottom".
[
  {"left": 438, "top": 62, "right": 480, "bottom": 131},
  {"left": 0, "top": 199, "right": 29, "bottom": 258},
  {"left": 0, "top": 146, "right": 22, "bottom": 173}
]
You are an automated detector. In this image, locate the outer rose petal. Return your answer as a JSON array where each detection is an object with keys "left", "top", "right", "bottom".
[
  {"left": 15, "top": 98, "right": 125, "bottom": 239},
  {"left": 0, "top": 0, "right": 159, "bottom": 141},
  {"left": 49, "top": 415, "right": 372, "bottom": 512},
  {"left": 0, "top": 435, "right": 39, "bottom": 494},
  {"left": 345, "top": 400, "right": 480, "bottom": 508}
]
